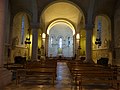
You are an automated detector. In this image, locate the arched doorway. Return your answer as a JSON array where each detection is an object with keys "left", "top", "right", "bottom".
[
  {"left": 40, "top": 1, "right": 85, "bottom": 59},
  {"left": 47, "top": 21, "right": 75, "bottom": 58}
]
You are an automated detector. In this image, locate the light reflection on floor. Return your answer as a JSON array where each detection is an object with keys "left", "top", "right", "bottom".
[{"left": 4, "top": 61, "right": 116, "bottom": 90}]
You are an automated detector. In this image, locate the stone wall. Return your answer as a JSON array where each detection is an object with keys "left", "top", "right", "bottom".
[
  {"left": 114, "top": 6, "right": 120, "bottom": 65},
  {"left": 0, "top": 0, "right": 12, "bottom": 89}
]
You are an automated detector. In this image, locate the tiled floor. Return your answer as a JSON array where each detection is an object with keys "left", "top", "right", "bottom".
[{"left": 4, "top": 61, "right": 116, "bottom": 90}]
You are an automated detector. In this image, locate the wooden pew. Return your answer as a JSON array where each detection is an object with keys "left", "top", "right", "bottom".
[
  {"left": 16, "top": 68, "right": 56, "bottom": 85},
  {"left": 4, "top": 63, "right": 25, "bottom": 70},
  {"left": 16, "top": 61, "right": 57, "bottom": 85},
  {"left": 67, "top": 61, "right": 120, "bottom": 90},
  {"left": 77, "top": 70, "right": 120, "bottom": 90}
]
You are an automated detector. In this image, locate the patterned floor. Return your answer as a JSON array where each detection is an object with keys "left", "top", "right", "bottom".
[{"left": 4, "top": 61, "right": 116, "bottom": 90}]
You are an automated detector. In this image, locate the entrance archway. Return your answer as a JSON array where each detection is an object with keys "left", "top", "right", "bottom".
[
  {"left": 40, "top": 1, "right": 86, "bottom": 59},
  {"left": 47, "top": 20, "right": 75, "bottom": 58}
]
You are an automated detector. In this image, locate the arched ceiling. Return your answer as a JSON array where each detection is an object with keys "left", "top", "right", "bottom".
[
  {"left": 9, "top": 0, "right": 119, "bottom": 38},
  {"left": 47, "top": 20, "right": 76, "bottom": 35},
  {"left": 9, "top": 0, "right": 120, "bottom": 14},
  {"left": 41, "top": 2, "right": 84, "bottom": 31},
  {"left": 9, "top": 0, "right": 119, "bottom": 21},
  {"left": 9, "top": 0, "right": 119, "bottom": 27}
]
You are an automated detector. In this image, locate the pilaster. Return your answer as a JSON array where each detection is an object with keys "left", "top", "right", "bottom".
[
  {"left": 31, "top": 22, "right": 39, "bottom": 61},
  {"left": 0, "top": 0, "right": 12, "bottom": 89},
  {"left": 84, "top": 24, "right": 94, "bottom": 63}
]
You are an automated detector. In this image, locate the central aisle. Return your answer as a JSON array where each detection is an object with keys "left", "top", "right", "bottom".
[{"left": 56, "top": 61, "right": 72, "bottom": 89}]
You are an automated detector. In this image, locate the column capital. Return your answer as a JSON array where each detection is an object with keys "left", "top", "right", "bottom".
[
  {"left": 85, "top": 23, "right": 94, "bottom": 30},
  {"left": 30, "top": 22, "right": 40, "bottom": 29}
]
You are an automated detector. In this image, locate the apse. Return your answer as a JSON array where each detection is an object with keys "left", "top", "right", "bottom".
[{"left": 48, "top": 22, "right": 74, "bottom": 58}]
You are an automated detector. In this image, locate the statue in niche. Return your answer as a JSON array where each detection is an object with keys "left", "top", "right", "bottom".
[
  {"left": 41, "top": 45, "right": 44, "bottom": 56},
  {"left": 38, "top": 48, "right": 41, "bottom": 54},
  {"left": 103, "top": 38, "right": 108, "bottom": 48},
  {"left": 38, "top": 48, "right": 41, "bottom": 59},
  {"left": 12, "top": 36, "right": 19, "bottom": 45},
  {"left": 12, "top": 36, "right": 19, "bottom": 49}
]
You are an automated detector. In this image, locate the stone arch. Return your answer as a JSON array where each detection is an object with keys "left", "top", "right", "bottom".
[
  {"left": 92, "top": 14, "right": 112, "bottom": 63},
  {"left": 93, "top": 14, "right": 111, "bottom": 24},
  {"left": 47, "top": 19, "right": 76, "bottom": 35},
  {"left": 39, "top": 0, "right": 86, "bottom": 58},
  {"left": 11, "top": 9, "right": 32, "bottom": 23},
  {"left": 10, "top": 11, "right": 32, "bottom": 62},
  {"left": 47, "top": 21, "right": 74, "bottom": 58},
  {"left": 12, "top": 12, "right": 31, "bottom": 45},
  {"left": 39, "top": 0, "right": 87, "bottom": 19},
  {"left": 13, "top": 12, "right": 31, "bottom": 22},
  {"left": 39, "top": 0, "right": 86, "bottom": 33}
]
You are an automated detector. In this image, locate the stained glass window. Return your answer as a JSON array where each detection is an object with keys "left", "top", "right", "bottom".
[
  {"left": 98, "top": 17, "right": 102, "bottom": 39},
  {"left": 59, "top": 37, "right": 62, "bottom": 48},
  {"left": 95, "top": 16, "right": 102, "bottom": 47},
  {"left": 21, "top": 16, "right": 25, "bottom": 44},
  {"left": 51, "top": 36, "right": 53, "bottom": 47}
]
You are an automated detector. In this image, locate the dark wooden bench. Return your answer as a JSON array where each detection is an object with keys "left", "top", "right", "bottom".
[
  {"left": 67, "top": 61, "right": 120, "bottom": 90},
  {"left": 77, "top": 71, "right": 120, "bottom": 90},
  {"left": 4, "top": 63, "right": 25, "bottom": 70},
  {"left": 16, "top": 61, "right": 57, "bottom": 85},
  {"left": 16, "top": 67, "right": 56, "bottom": 85}
]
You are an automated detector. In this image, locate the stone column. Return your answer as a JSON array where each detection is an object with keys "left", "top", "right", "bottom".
[
  {"left": 31, "top": 23, "right": 39, "bottom": 61},
  {"left": 85, "top": 25, "right": 94, "bottom": 63},
  {"left": 0, "top": 0, "right": 12, "bottom": 89},
  {"left": 0, "top": 0, "right": 6, "bottom": 68},
  {"left": 73, "top": 35, "right": 76, "bottom": 58},
  {"left": 45, "top": 34, "right": 49, "bottom": 57}
]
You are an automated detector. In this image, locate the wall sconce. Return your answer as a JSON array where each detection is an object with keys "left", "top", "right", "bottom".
[
  {"left": 42, "top": 33, "right": 46, "bottom": 39},
  {"left": 25, "top": 38, "right": 31, "bottom": 44},
  {"left": 76, "top": 33, "right": 80, "bottom": 40},
  {"left": 95, "top": 38, "right": 101, "bottom": 47},
  {"left": 76, "top": 33, "right": 81, "bottom": 49},
  {"left": 25, "top": 28, "right": 31, "bottom": 44}
]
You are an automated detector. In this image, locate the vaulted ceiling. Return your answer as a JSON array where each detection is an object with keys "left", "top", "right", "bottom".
[
  {"left": 9, "top": 0, "right": 119, "bottom": 16},
  {"left": 9, "top": 0, "right": 119, "bottom": 32},
  {"left": 41, "top": 2, "right": 83, "bottom": 31}
]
